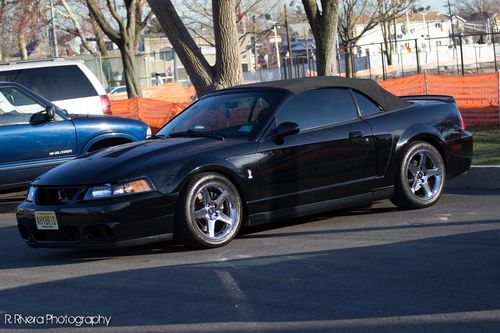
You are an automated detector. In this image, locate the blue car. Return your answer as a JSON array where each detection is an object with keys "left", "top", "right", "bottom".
[{"left": 0, "top": 82, "right": 149, "bottom": 192}]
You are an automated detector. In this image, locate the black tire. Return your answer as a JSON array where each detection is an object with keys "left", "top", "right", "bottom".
[
  {"left": 175, "top": 173, "right": 243, "bottom": 249},
  {"left": 391, "top": 141, "right": 446, "bottom": 209}
]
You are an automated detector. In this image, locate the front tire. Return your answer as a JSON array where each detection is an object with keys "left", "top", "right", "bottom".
[
  {"left": 391, "top": 141, "right": 446, "bottom": 209},
  {"left": 176, "top": 173, "right": 243, "bottom": 249}
]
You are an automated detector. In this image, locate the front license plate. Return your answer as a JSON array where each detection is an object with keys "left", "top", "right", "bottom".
[{"left": 35, "top": 211, "right": 59, "bottom": 230}]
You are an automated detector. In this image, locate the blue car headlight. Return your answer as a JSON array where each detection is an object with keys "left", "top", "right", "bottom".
[
  {"left": 26, "top": 186, "right": 37, "bottom": 202},
  {"left": 84, "top": 178, "right": 154, "bottom": 201}
]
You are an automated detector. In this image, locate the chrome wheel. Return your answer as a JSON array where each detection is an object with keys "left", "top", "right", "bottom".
[
  {"left": 406, "top": 150, "right": 443, "bottom": 201},
  {"left": 191, "top": 182, "right": 238, "bottom": 241}
]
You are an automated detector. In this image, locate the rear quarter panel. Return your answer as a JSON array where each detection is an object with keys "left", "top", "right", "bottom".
[{"left": 366, "top": 101, "right": 472, "bottom": 188}]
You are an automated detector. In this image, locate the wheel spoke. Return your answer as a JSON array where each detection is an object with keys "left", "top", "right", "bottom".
[
  {"left": 201, "top": 188, "right": 211, "bottom": 204},
  {"left": 213, "top": 190, "right": 228, "bottom": 209},
  {"left": 217, "top": 212, "right": 233, "bottom": 226},
  {"left": 422, "top": 182, "right": 433, "bottom": 198},
  {"left": 411, "top": 181, "right": 421, "bottom": 193},
  {"left": 426, "top": 167, "right": 440, "bottom": 178},
  {"left": 207, "top": 219, "right": 216, "bottom": 238},
  {"left": 408, "top": 163, "right": 419, "bottom": 177},
  {"left": 193, "top": 209, "right": 206, "bottom": 220},
  {"left": 418, "top": 152, "right": 427, "bottom": 170}
]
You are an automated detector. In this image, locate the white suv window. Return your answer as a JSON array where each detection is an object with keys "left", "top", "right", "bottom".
[{"left": 0, "top": 65, "right": 98, "bottom": 101}]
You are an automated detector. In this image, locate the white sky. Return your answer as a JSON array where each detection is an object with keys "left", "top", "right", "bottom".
[{"left": 421, "top": 0, "right": 448, "bottom": 11}]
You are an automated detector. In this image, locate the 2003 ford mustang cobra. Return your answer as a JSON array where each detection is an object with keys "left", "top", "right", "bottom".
[{"left": 17, "top": 77, "right": 472, "bottom": 249}]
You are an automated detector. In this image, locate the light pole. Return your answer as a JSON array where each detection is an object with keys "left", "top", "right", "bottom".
[
  {"left": 284, "top": 3, "right": 293, "bottom": 78},
  {"left": 273, "top": 24, "right": 281, "bottom": 70},
  {"left": 49, "top": 0, "right": 59, "bottom": 58}
]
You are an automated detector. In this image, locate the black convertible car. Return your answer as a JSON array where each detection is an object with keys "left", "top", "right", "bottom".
[{"left": 17, "top": 77, "right": 472, "bottom": 249}]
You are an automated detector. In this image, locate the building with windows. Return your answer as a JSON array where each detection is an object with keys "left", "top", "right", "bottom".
[{"left": 354, "top": 11, "right": 466, "bottom": 56}]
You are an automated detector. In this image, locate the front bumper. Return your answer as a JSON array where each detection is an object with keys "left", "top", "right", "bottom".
[{"left": 16, "top": 191, "right": 178, "bottom": 248}]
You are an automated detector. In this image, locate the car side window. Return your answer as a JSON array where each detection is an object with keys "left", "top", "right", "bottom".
[
  {"left": 353, "top": 90, "right": 382, "bottom": 116},
  {"left": 274, "top": 88, "right": 359, "bottom": 131},
  {"left": 0, "top": 87, "right": 46, "bottom": 125}
]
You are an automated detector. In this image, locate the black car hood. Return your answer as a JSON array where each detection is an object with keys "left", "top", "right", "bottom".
[{"left": 35, "top": 137, "right": 238, "bottom": 186}]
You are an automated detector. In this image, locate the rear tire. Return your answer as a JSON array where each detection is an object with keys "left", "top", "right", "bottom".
[
  {"left": 175, "top": 173, "right": 243, "bottom": 249},
  {"left": 391, "top": 141, "right": 446, "bottom": 209}
]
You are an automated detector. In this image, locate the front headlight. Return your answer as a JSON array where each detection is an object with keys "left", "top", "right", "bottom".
[
  {"left": 84, "top": 178, "right": 154, "bottom": 201},
  {"left": 26, "top": 186, "right": 37, "bottom": 202}
]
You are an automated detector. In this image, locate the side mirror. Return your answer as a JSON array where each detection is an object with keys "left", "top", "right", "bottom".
[
  {"left": 46, "top": 105, "right": 55, "bottom": 121},
  {"left": 273, "top": 122, "right": 300, "bottom": 139},
  {"left": 29, "top": 106, "right": 55, "bottom": 125}
]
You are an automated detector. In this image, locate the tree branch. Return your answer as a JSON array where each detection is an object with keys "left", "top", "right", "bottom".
[{"left": 85, "top": 0, "right": 121, "bottom": 43}]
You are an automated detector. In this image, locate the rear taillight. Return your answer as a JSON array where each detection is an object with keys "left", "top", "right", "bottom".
[
  {"left": 100, "top": 95, "right": 112, "bottom": 115},
  {"left": 458, "top": 110, "right": 466, "bottom": 130}
]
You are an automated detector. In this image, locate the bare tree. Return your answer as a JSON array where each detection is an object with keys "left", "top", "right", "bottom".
[
  {"left": 59, "top": 0, "right": 95, "bottom": 54},
  {"left": 10, "top": 0, "right": 46, "bottom": 60},
  {"left": 302, "top": 0, "right": 340, "bottom": 76},
  {"left": 456, "top": 0, "right": 500, "bottom": 17},
  {"left": 0, "top": 0, "right": 11, "bottom": 61},
  {"left": 56, "top": 0, "right": 110, "bottom": 56},
  {"left": 179, "top": 0, "right": 279, "bottom": 54},
  {"left": 378, "top": 0, "right": 415, "bottom": 66},
  {"left": 338, "top": 0, "right": 382, "bottom": 77},
  {"left": 84, "top": 0, "right": 154, "bottom": 97},
  {"left": 147, "top": 0, "right": 242, "bottom": 97}
]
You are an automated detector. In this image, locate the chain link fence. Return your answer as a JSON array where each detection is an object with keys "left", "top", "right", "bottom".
[{"left": 65, "top": 32, "right": 499, "bottom": 89}]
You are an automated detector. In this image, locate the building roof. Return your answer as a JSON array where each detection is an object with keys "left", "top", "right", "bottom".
[
  {"left": 356, "top": 11, "right": 449, "bottom": 25},
  {"left": 227, "top": 76, "right": 410, "bottom": 111}
]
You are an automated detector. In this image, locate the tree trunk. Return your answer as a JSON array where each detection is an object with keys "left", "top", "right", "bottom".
[
  {"left": 381, "top": 22, "right": 393, "bottom": 66},
  {"left": 148, "top": 0, "right": 214, "bottom": 96},
  {"left": 119, "top": 43, "right": 142, "bottom": 97},
  {"left": 18, "top": 32, "right": 28, "bottom": 60},
  {"left": 211, "top": 0, "right": 242, "bottom": 90},
  {"left": 302, "top": 0, "right": 339, "bottom": 76},
  {"left": 345, "top": 49, "right": 353, "bottom": 77}
]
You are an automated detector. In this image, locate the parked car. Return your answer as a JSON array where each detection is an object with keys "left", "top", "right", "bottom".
[
  {"left": 0, "top": 58, "right": 111, "bottom": 115},
  {"left": 17, "top": 77, "right": 472, "bottom": 249},
  {"left": 107, "top": 85, "right": 127, "bottom": 95},
  {"left": 0, "top": 82, "right": 149, "bottom": 192}
]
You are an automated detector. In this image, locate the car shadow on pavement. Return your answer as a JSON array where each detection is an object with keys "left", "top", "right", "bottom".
[
  {"left": 240, "top": 218, "right": 500, "bottom": 240},
  {"left": 0, "top": 227, "right": 499, "bottom": 332},
  {"left": 444, "top": 187, "right": 500, "bottom": 196},
  {"left": 0, "top": 201, "right": 21, "bottom": 214},
  {"left": 0, "top": 203, "right": 400, "bottom": 270}
]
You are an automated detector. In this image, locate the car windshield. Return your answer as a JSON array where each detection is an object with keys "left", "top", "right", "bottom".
[{"left": 157, "top": 90, "right": 287, "bottom": 139}]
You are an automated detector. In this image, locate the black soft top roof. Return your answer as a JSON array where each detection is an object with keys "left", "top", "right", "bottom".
[{"left": 227, "top": 76, "right": 410, "bottom": 111}]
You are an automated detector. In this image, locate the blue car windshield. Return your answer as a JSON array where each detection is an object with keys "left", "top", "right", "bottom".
[{"left": 157, "top": 90, "right": 287, "bottom": 139}]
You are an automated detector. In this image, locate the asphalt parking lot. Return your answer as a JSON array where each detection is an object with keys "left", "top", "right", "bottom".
[{"left": 0, "top": 168, "right": 499, "bottom": 333}]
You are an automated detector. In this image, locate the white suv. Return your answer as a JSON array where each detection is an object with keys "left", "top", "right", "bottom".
[{"left": 0, "top": 58, "right": 111, "bottom": 115}]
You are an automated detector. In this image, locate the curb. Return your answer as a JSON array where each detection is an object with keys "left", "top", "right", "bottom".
[{"left": 447, "top": 166, "right": 500, "bottom": 190}]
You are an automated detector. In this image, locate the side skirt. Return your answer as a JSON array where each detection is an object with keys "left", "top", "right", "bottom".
[{"left": 247, "top": 186, "right": 394, "bottom": 227}]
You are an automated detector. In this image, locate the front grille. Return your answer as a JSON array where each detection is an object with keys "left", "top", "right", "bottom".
[
  {"left": 31, "top": 226, "right": 80, "bottom": 242},
  {"left": 37, "top": 186, "right": 80, "bottom": 205}
]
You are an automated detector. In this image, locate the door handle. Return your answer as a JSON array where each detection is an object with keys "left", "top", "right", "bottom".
[{"left": 349, "top": 131, "right": 363, "bottom": 138}]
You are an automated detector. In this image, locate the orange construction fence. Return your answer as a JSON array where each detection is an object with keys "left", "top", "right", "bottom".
[
  {"left": 111, "top": 98, "right": 189, "bottom": 132},
  {"left": 379, "top": 73, "right": 500, "bottom": 126},
  {"left": 109, "top": 82, "right": 196, "bottom": 104},
  {"left": 110, "top": 74, "right": 499, "bottom": 130}
]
